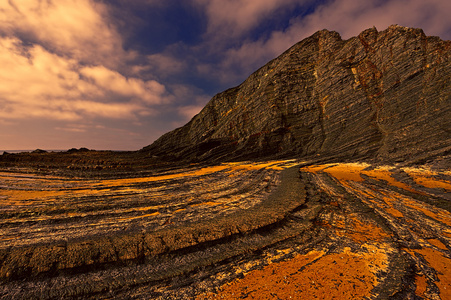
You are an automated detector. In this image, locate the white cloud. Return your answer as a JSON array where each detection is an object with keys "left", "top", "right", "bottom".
[
  {"left": 80, "top": 65, "right": 168, "bottom": 104},
  {"left": 0, "top": 0, "right": 128, "bottom": 67},
  {"left": 0, "top": 36, "right": 164, "bottom": 121},
  {"left": 0, "top": 0, "right": 173, "bottom": 125},
  {"left": 0, "top": 0, "right": 184, "bottom": 150}
]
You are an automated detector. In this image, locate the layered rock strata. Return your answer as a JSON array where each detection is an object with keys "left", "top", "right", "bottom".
[
  {"left": 0, "top": 161, "right": 450, "bottom": 299},
  {"left": 0, "top": 25, "right": 450, "bottom": 299},
  {"left": 143, "top": 25, "right": 450, "bottom": 164}
]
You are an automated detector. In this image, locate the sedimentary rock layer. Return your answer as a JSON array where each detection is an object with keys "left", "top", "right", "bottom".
[
  {"left": 0, "top": 161, "right": 449, "bottom": 299},
  {"left": 199, "top": 163, "right": 451, "bottom": 299},
  {"left": 143, "top": 25, "right": 450, "bottom": 164}
]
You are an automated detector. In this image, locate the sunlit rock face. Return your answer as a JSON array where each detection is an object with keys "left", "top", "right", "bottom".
[{"left": 143, "top": 25, "right": 450, "bottom": 163}]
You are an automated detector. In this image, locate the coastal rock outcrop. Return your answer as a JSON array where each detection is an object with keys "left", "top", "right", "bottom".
[
  {"left": 143, "top": 25, "right": 450, "bottom": 164},
  {"left": 0, "top": 25, "right": 450, "bottom": 299}
]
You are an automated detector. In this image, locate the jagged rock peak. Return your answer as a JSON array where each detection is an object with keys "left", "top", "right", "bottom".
[{"left": 143, "top": 25, "right": 450, "bottom": 164}]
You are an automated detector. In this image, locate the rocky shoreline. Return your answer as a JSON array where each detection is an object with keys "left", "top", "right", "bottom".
[{"left": 0, "top": 157, "right": 450, "bottom": 299}]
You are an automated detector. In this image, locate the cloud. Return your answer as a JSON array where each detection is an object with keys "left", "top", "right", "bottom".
[
  {"left": 193, "top": 0, "right": 305, "bottom": 39},
  {"left": 146, "top": 53, "right": 187, "bottom": 77},
  {"left": 0, "top": 36, "right": 165, "bottom": 121},
  {"left": 291, "top": 0, "right": 451, "bottom": 40},
  {"left": 55, "top": 123, "right": 108, "bottom": 134},
  {"left": 0, "top": 1, "right": 128, "bottom": 66},
  {"left": 0, "top": 0, "right": 174, "bottom": 123},
  {"left": 80, "top": 65, "right": 168, "bottom": 104},
  {"left": 0, "top": 0, "right": 195, "bottom": 150},
  {"left": 200, "top": 0, "right": 451, "bottom": 85},
  {"left": 55, "top": 125, "right": 89, "bottom": 133},
  {"left": 177, "top": 105, "right": 205, "bottom": 120},
  {"left": 171, "top": 84, "right": 211, "bottom": 121}
]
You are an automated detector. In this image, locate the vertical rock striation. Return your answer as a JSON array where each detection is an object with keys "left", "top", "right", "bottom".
[{"left": 143, "top": 25, "right": 450, "bottom": 163}]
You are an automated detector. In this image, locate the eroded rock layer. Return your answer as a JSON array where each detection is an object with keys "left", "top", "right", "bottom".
[
  {"left": 0, "top": 161, "right": 450, "bottom": 299},
  {"left": 143, "top": 25, "right": 450, "bottom": 164}
]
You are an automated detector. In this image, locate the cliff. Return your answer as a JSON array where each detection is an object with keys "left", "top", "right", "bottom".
[{"left": 143, "top": 25, "right": 450, "bottom": 164}]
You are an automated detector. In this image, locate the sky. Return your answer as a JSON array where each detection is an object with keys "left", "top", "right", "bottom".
[{"left": 0, "top": 0, "right": 450, "bottom": 151}]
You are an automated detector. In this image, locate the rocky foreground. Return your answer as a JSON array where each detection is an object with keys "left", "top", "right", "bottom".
[{"left": 0, "top": 158, "right": 450, "bottom": 299}]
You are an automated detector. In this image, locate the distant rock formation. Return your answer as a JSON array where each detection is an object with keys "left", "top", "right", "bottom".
[
  {"left": 32, "top": 149, "right": 47, "bottom": 154},
  {"left": 143, "top": 25, "right": 450, "bottom": 164}
]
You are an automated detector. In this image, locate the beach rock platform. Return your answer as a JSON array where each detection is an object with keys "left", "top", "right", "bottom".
[{"left": 0, "top": 158, "right": 450, "bottom": 299}]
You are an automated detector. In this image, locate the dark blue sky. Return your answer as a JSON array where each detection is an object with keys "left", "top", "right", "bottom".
[
  {"left": 0, "top": 0, "right": 450, "bottom": 150},
  {"left": 125, "top": 3, "right": 205, "bottom": 53}
]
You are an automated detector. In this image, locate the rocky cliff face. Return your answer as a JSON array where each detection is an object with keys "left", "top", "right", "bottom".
[{"left": 143, "top": 25, "right": 450, "bottom": 163}]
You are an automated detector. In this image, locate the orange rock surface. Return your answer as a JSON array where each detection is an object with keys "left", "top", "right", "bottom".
[
  {"left": 199, "top": 247, "right": 388, "bottom": 300},
  {"left": 201, "top": 162, "right": 450, "bottom": 299}
]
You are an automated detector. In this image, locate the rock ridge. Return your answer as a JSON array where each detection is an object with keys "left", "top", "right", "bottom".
[{"left": 143, "top": 25, "right": 450, "bottom": 164}]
